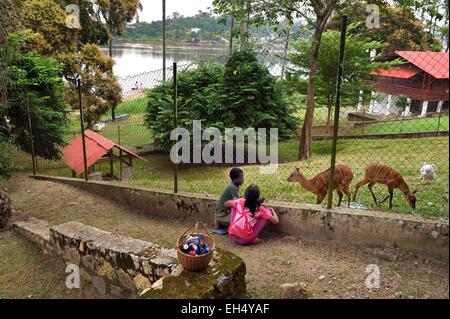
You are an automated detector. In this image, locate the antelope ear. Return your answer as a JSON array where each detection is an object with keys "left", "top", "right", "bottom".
[{"left": 295, "top": 167, "right": 299, "bottom": 172}]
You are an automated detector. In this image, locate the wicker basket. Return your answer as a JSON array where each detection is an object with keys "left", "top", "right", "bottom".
[{"left": 176, "top": 223, "right": 216, "bottom": 271}]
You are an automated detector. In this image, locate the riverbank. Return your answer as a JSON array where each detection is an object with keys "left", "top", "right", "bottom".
[{"left": 113, "top": 37, "right": 228, "bottom": 48}]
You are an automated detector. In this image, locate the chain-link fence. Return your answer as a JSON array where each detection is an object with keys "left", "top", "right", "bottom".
[{"left": 9, "top": 33, "right": 449, "bottom": 219}]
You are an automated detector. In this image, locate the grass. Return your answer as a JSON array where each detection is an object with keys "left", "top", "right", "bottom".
[
  {"left": 357, "top": 116, "right": 449, "bottom": 135},
  {"left": 67, "top": 97, "right": 152, "bottom": 146},
  {"left": 0, "top": 228, "right": 98, "bottom": 298},
  {"left": 39, "top": 136, "right": 449, "bottom": 218}
]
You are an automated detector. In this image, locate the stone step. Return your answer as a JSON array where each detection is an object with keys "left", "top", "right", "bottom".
[{"left": 13, "top": 216, "right": 54, "bottom": 254}]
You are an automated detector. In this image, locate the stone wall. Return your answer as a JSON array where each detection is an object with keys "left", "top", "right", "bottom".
[
  {"left": 14, "top": 218, "right": 246, "bottom": 298},
  {"left": 31, "top": 175, "right": 449, "bottom": 263}
]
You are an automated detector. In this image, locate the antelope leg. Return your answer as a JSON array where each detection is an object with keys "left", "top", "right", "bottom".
[{"left": 368, "top": 183, "right": 379, "bottom": 206}]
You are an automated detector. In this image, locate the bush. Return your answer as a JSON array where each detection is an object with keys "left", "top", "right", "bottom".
[
  {"left": 221, "top": 50, "right": 297, "bottom": 140},
  {"left": 145, "top": 50, "right": 298, "bottom": 152},
  {"left": 0, "top": 191, "right": 11, "bottom": 229},
  {"left": 145, "top": 62, "right": 225, "bottom": 151}
]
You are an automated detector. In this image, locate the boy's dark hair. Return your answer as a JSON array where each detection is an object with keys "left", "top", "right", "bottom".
[{"left": 229, "top": 167, "right": 243, "bottom": 181}]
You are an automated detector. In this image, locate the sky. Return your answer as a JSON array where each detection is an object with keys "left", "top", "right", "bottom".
[{"left": 137, "top": 0, "right": 214, "bottom": 23}]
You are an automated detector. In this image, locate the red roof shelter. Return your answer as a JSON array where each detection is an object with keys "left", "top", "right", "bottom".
[
  {"left": 370, "top": 51, "right": 449, "bottom": 102},
  {"left": 62, "top": 130, "right": 143, "bottom": 178}
]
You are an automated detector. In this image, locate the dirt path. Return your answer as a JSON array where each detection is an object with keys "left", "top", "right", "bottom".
[{"left": 1, "top": 174, "right": 448, "bottom": 299}]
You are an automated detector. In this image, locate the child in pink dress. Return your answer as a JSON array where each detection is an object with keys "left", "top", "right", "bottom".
[{"left": 224, "top": 184, "right": 279, "bottom": 245}]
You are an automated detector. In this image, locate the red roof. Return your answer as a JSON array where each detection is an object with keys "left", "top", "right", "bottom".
[
  {"left": 395, "top": 51, "right": 449, "bottom": 79},
  {"left": 370, "top": 64, "right": 421, "bottom": 78},
  {"left": 62, "top": 130, "right": 143, "bottom": 175}
]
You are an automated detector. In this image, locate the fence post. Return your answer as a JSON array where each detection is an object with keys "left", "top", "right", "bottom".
[
  {"left": 400, "top": 113, "right": 404, "bottom": 133},
  {"left": 78, "top": 78, "right": 89, "bottom": 181},
  {"left": 118, "top": 124, "right": 123, "bottom": 180},
  {"left": 326, "top": 15, "right": 347, "bottom": 210},
  {"left": 25, "top": 97, "right": 36, "bottom": 175},
  {"left": 162, "top": 0, "right": 166, "bottom": 81},
  {"left": 362, "top": 107, "right": 365, "bottom": 134},
  {"left": 437, "top": 109, "right": 442, "bottom": 132},
  {"left": 173, "top": 62, "right": 178, "bottom": 193}
]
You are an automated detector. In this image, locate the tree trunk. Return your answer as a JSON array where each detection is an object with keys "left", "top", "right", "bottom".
[
  {"left": 297, "top": 26, "right": 323, "bottom": 160},
  {"left": 297, "top": 0, "right": 335, "bottom": 160}
]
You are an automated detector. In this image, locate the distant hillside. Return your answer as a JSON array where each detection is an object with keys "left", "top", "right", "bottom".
[
  {"left": 119, "top": 11, "right": 307, "bottom": 44},
  {"left": 120, "top": 11, "right": 227, "bottom": 42}
]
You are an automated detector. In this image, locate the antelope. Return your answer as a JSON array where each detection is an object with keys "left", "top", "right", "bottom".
[
  {"left": 287, "top": 165, "right": 354, "bottom": 207},
  {"left": 353, "top": 163, "right": 417, "bottom": 210}
]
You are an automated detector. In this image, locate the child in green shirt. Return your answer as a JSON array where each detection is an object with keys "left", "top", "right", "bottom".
[{"left": 214, "top": 167, "right": 244, "bottom": 232}]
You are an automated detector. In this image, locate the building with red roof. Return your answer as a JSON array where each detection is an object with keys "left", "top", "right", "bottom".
[
  {"left": 62, "top": 130, "right": 143, "bottom": 179},
  {"left": 367, "top": 51, "right": 449, "bottom": 117}
]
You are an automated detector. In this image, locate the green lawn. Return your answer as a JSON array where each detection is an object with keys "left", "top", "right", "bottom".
[
  {"left": 357, "top": 116, "right": 449, "bottom": 135},
  {"left": 40, "top": 136, "right": 449, "bottom": 218},
  {"left": 67, "top": 97, "right": 151, "bottom": 147},
  {"left": 0, "top": 229, "right": 98, "bottom": 298}
]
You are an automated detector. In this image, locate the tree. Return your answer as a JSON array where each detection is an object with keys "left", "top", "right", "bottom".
[
  {"left": 327, "top": 3, "right": 442, "bottom": 55},
  {"left": 393, "top": 0, "right": 448, "bottom": 43},
  {"left": 21, "top": 0, "right": 122, "bottom": 125},
  {"left": 1, "top": 0, "right": 24, "bottom": 177},
  {"left": 21, "top": 0, "right": 78, "bottom": 56},
  {"left": 213, "top": 0, "right": 256, "bottom": 51},
  {"left": 97, "top": 0, "right": 142, "bottom": 56},
  {"left": 287, "top": 27, "right": 399, "bottom": 131},
  {"left": 2, "top": 30, "right": 69, "bottom": 160},
  {"left": 62, "top": 44, "right": 121, "bottom": 127},
  {"left": 214, "top": 0, "right": 338, "bottom": 160},
  {"left": 98, "top": 0, "right": 142, "bottom": 119}
]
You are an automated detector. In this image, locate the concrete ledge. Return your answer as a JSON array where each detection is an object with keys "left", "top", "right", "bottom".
[
  {"left": 31, "top": 175, "right": 449, "bottom": 263},
  {"left": 14, "top": 216, "right": 246, "bottom": 298}
]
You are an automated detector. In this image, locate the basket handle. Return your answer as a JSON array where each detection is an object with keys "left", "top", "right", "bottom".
[{"left": 177, "top": 222, "right": 211, "bottom": 246}]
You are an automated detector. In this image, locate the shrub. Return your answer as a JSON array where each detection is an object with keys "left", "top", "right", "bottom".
[
  {"left": 0, "top": 191, "right": 11, "bottom": 229},
  {"left": 221, "top": 50, "right": 297, "bottom": 140},
  {"left": 145, "top": 62, "right": 225, "bottom": 151},
  {"left": 145, "top": 50, "right": 298, "bottom": 153}
]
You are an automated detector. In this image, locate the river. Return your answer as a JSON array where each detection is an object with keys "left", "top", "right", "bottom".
[{"left": 103, "top": 42, "right": 283, "bottom": 95}]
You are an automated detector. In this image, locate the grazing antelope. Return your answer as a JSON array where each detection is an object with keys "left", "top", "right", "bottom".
[
  {"left": 287, "top": 165, "right": 354, "bottom": 207},
  {"left": 353, "top": 163, "right": 417, "bottom": 210}
]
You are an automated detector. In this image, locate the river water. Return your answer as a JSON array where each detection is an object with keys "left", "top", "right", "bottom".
[
  {"left": 103, "top": 42, "right": 283, "bottom": 94},
  {"left": 102, "top": 42, "right": 228, "bottom": 93}
]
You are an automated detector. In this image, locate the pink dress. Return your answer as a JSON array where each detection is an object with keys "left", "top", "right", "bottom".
[{"left": 228, "top": 198, "right": 272, "bottom": 245}]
